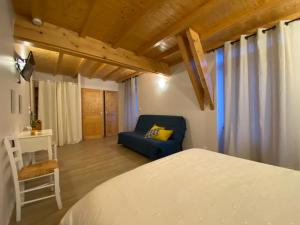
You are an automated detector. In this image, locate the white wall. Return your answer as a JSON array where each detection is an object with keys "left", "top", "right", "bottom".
[
  {"left": 0, "top": 1, "right": 30, "bottom": 224},
  {"left": 136, "top": 55, "right": 218, "bottom": 151},
  {"left": 33, "top": 71, "right": 77, "bottom": 82},
  {"left": 80, "top": 75, "right": 119, "bottom": 91},
  {"left": 33, "top": 71, "right": 119, "bottom": 91}
]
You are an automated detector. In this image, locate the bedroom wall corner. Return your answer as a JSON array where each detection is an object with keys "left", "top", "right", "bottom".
[
  {"left": 0, "top": 0, "right": 30, "bottom": 224},
  {"left": 118, "top": 82, "right": 125, "bottom": 132},
  {"left": 137, "top": 60, "right": 218, "bottom": 151}
]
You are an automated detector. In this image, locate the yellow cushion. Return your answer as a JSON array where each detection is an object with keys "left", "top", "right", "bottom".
[
  {"left": 153, "top": 129, "right": 174, "bottom": 141},
  {"left": 145, "top": 124, "right": 165, "bottom": 138},
  {"left": 152, "top": 124, "right": 164, "bottom": 130}
]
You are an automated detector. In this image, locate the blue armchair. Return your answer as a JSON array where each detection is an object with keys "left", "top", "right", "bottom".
[{"left": 118, "top": 115, "right": 186, "bottom": 160}]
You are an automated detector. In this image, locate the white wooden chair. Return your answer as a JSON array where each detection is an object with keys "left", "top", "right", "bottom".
[{"left": 4, "top": 136, "right": 62, "bottom": 222}]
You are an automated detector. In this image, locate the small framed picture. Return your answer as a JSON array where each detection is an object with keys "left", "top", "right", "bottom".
[
  {"left": 18, "top": 95, "right": 22, "bottom": 114},
  {"left": 11, "top": 89, "right": 15, "bottom": 113}
]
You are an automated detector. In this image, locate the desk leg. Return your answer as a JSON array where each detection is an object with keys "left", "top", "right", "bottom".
[
  {"left": 32, "top": 153, "right": 36, "bottom": 164},
  {"left": 47, "top": 136, "right": 53, "bottom": 160}
]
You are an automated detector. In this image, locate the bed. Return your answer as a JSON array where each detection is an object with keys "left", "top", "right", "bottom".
[{"left": 60, "top": 149, "right": 300, "bottom": 225}]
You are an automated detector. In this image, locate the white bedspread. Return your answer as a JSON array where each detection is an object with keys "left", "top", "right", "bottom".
[{"left": 60, "top": 149, "right": 300, "bottom": 225}]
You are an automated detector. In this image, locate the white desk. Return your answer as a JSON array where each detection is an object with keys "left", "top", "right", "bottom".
[{"left": 18, "top": 129, "right": 53, "bottom": 160}]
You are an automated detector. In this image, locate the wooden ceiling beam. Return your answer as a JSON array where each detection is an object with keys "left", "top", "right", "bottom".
[
  {"left": 101, "top": 67, "right": 122, "bottom": 80},
  {"left": 136, "top": 1, "right": 209, "bottom": 55},
  {"left": 54, "top": 51, "right": 64, "bottom": 75},
  {"left": 186, "top": 28, "right": 214, "bottom": 109},
  {"left": 14, "top": 15, "right": 170, "bottom": 75},
  {"left": 176, "top": 33, "right": 204, "bottom": 110},
  {"left": 112, "top": 0, "right": 159, "bottom": 48}
]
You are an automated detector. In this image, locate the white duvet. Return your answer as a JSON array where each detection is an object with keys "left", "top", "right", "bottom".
[{"left": 60, "top": 149, "right": 300, "bottom": 225}]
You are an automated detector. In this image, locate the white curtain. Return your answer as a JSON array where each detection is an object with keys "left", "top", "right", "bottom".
[
  {"left": 38, "top": 80, "right": 82, "bottom": 146},
  {"left": 124, "top": 77, "right": 138, "bottom": 131},
  {"left": 224, "top": 21, "right": 300, "bottom": 169}
]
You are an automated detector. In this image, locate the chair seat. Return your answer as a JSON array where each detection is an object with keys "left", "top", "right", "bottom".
[{"left": 18, "top": 160, "right": 58, "bottom": 181}]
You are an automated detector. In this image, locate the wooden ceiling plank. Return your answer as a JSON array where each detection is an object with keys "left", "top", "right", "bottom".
[
  {"left": 92, "top": 63, "right": 107, "bottom": 77},
  {"left": 78, "top": 58, "right": 89, "bottom": 75},
  {"left": 30, "top": 0, "right": 43, "bottom": 20},
  {"left": 54, "top": 51, "right": 64, "bottom": 75},
  {"left": 73, "top": 58, "right": 84, "bottom": 77},
  {"left": 176, "top": 33, "right": 204, "bottom": 110},
  {"left": 135, "top": 0, "right": 300, "bottom": 55},
  {"left": 157, "top": 45, "right": 179, "bottom": 60},
  {"left": 168, "top": 57, "right": 182, "bottom": 66},
  {"left": 186, "top": 28, "right": 214, "bottom": 109},
  {"left": 79, "top": 0, "right": 98, "bottom": 37},
  {"left": 112, "top": 0, "right": 160, "bottom": 48},
  {"left": 102, "top": 67, "right": 122, "bottom": 81},
  {"left": 201, "top": 0, "right": 300, "bottom": 51},
  {"left": 14, "top": 15, "right": 170, "bottom": 75},
  {"left": 136, "top": 1, "right": 209, "bottom": 55},
  {"left": 87, "top": 62, "right": 102, "bottom": 78}
]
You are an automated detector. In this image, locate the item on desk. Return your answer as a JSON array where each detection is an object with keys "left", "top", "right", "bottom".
[
  {"left": 36, "top": 120, "right": 42, "bottom": 130},
  {"left": 31, "top": 130, "right": 38, "bottom": 135},
  {"left": 31, "top": 120, "right": 42, "bottom": 131}
]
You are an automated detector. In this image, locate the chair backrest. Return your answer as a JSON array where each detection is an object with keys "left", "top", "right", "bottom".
[{"left": 4, "top": 136, "right": 24, "bottom": 182}]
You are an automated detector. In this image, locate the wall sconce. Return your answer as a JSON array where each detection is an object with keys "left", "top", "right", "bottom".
[{"left": 157, "top": 74, "right": 169, "bottom": 91}]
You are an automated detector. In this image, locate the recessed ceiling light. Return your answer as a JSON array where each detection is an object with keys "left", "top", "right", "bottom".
[{"left": 32, "top": 17, "right": 43, "bottom": 26}]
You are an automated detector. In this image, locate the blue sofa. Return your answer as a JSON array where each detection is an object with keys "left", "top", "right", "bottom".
[{"left": 118, "top": 115, "right": 186, "bottom": 160}]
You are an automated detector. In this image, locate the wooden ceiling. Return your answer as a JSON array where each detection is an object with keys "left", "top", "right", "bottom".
[{"left": 12, "top": 0, "right": 300, "bottom": 81}]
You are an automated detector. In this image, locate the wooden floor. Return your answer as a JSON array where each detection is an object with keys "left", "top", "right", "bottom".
[{"left": 10, "top": 137, "right": 150, "bottom": 225}]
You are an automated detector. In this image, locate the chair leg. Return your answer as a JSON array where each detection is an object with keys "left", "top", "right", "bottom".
[
  {"left": 31, "top": 152, "right": 36, "bottom": 163},
  {"left": 20, "top": 182, "right": 25, "bottom": 202},
  {"left": 50, "top": 175, "right": 54, "bottom": 191},
  {"left": 54, "top": 168, "right": 62, "bottom": 209},
  {"left": 15, "top": 189, "right": 21, "bottom": 222}
]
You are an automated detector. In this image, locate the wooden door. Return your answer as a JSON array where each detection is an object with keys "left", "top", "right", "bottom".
[
  {"left": 104, "top": 91, "right": 119, "bottom": 136},
  {"left": 82, "top": 88, "right": 104, "bottom": 140}
]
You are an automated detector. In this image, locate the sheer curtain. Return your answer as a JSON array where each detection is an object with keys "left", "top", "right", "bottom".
[
  {"left": 38, "top": 80, "right": 82, "bottom": 146},
  {"left": 224, "top": 21, "right": 300, "bottom": 169},
  {"left": 124, "top": 77, "right": 138, "bottom": 131}
]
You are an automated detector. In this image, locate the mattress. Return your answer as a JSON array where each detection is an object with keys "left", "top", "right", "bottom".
[{"left": 60, "top": 149, "right": 300, "bottom": 225}]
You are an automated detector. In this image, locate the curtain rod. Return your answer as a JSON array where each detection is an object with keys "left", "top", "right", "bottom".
[
  {"left": 206, "top": 17, "right": 300, "bottom": 53},
  {"left": 121, "top": 75, "right": 138, "bottom": 83}
]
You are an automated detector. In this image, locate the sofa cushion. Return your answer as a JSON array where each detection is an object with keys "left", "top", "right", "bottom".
[
  {"left": 144, "top": 124, "right": 164, "bottom": 138},
  {"left": 118, "top": 132, "right": 180, "bottom": 160},
  {"left": 153, "top": 129, "right": 174, "bottom": 141}
]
